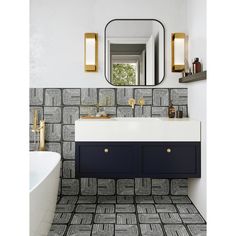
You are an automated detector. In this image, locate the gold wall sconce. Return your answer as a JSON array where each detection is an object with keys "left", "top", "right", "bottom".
[
  {"left": 84, "top": 33, "right": 98, "bottom": 72},
  {"left": 171, "top": 33, "right": 186, "bottom": 72}
]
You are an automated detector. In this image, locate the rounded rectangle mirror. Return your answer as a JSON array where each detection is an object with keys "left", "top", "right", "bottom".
[{"left": 104, "top": 19, "right": 165, "bottom": 86}]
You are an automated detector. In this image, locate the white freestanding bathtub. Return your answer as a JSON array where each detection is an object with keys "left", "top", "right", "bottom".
[{"left": 30, "top": 151, "right": 61, "bottom": 236}]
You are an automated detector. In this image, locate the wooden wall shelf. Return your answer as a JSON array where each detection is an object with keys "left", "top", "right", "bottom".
[{"left": 179, "top": 70, "right": 207, "bottom": 83}]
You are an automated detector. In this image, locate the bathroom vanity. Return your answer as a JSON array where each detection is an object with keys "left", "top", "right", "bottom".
[{"left": 75, "top": 118, "right": 201, "bottom": 178}]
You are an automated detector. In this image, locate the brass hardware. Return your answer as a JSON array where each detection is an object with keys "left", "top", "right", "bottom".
[
  {"left": 32, "top": 110, "right": 38, "bottom": 132},
  {"left": 39, "top": 120, "right": 45, "bottom": 151},
  {"left": 104, "top": 148, "right": 109, "bottom": 153},
  {"left": 84, "top": 33, "right": 98, "bottom": 72},
  {"left": 171, "top": 33, "right": 186, "bottom": 72},
  {"left": 128, "top": 98, "right": 136, "bottom": 109},
  {"left": 32, "top": 110, "right": 45, "bottom": 151},
  {"left": 166, "top": 148, "right": 172, "bottom": 153},
  {"left": 138, "top": 97, "right": 145, "bottom": 108}
]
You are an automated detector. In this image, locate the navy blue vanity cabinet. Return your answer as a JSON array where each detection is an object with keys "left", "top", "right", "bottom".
[
  {"left": 76, "top": 143, "right": 139, "bottom": 178},
  {"left": 141, "top": 142, "right": 201, "bottom": 178},
  {"left": 75, "top": 142, "right": 201, "bottom": 178}
]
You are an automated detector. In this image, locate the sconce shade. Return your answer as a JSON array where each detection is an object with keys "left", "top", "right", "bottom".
[
  {"left": 84, "top": 33, "right": 98, "bottom": 72},
  {"left": 171, "top": 33, "right": 185, "bottom": 72}
]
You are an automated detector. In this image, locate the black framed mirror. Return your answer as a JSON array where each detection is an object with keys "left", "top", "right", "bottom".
[{"left": 104, "top": 19, "right": 165, "bottom": 86}]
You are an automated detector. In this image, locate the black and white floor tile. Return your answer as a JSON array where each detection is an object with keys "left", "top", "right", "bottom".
[{"left": 48, "top": 195, "right": 206, "bottom": 236}]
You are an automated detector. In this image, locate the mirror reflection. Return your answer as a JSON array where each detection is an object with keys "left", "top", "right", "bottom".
[{"left": 105, "top": 19, "right": 165, "bottom": 86}]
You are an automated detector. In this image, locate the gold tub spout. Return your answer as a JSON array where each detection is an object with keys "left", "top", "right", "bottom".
[
  {"left": 38, "top": 120, "right": 45, "bottom": 151},
  {"left": 32, "top": 110, "right": 46, "bottom": 151}
]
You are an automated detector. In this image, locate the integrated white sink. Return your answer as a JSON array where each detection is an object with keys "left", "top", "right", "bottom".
[{"left": 75, "top": 117, "right": 200, "bottom": 142}]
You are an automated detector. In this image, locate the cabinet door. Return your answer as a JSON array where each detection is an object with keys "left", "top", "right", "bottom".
[
  {"left": 77, "top": 143, "right": 138, "bottom": 177},
  {"left": 142, "top": 143, "right": 200, "bottom": 176}
]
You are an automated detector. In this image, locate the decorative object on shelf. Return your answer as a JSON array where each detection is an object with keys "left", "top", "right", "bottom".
[
  {"left": 179, "top": 70, "right": 207, "bottom": 83},
  {"left": 192, "top": 57, "right": 201, "bottom": 74},
  {"left": 84, "top": 33, "right": 98, "bottom": 72},
  {"left": 168, "top": 100, "right": 176, "bottom": 118},
  {"left": 171, "top": 33, "right": 186, "bottom": 72},
  {"left": 176, "top": 107, "right": 183, "bottom": 118}
]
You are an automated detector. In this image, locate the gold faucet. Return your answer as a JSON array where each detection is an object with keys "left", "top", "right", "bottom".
[
  {"left": 128, "top": 98, "right": 136, "bottom": 109},
  {"left": 138, "top": 97, "right": 145, "bottom": 108},
  {"left": 32, "top": 110, "right": 45, "bottom": 151}
]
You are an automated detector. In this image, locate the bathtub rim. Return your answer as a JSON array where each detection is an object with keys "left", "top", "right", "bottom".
[{"left": 30, "top": 151, "right": 61, "bottom": 193}]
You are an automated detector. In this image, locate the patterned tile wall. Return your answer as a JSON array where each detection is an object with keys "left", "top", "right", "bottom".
[{"left": 29, "top": 88, "right": 188, "bottom": 196}]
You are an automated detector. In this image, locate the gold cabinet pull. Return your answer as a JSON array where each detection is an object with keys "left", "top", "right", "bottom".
[
  {"left": 104, "top": 148, "right": 109, "bottom": 153},
  {"left": 166, "top": 148, "right": 172, "bottom": 153}
]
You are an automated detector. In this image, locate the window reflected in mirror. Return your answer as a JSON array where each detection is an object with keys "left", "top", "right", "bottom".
[{"left": 105, "top": 19, "right": 165, "bottom": 86}]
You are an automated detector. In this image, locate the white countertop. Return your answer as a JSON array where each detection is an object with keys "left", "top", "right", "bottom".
[{"left": 75, "top": 117, "right": 201, "bottom": 142}]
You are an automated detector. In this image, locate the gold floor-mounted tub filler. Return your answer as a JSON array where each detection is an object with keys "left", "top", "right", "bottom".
[{"left": 32, "top": 110, "right": 45, "bottom": 151}]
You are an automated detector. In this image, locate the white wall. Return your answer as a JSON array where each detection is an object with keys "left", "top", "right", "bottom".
[
  {"left": 106, "top": 20, "right": 153, "bottom": 38},
  {"left": 187, "top": 0, "right": 207, "bottom": 220},
  {"left": 30, "top": 0, "right": 188, "bottom": 88}
]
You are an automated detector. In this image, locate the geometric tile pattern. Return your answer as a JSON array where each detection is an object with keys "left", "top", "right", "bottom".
[
  {"left": 134, "top": 105, "right": 151, "bottom": 117},
  {"left": 66, "top": 225, "right": 92, "bottom": 236},
  {"left": 187, "top": 224, "right": 207, "bottom": 236},
  {"left": 44, "top": 107, "right": 61, "bottom": 123},
  {"left": 140, "top": 224, "right": 164, "bottom": 236},
  {"left": 164, "top": 224, "right": 189, "bottom": 236},
  {"left": 117, "top": 179, "right": 134, "bottom": 195},
  {"left": 115, "top": 225, "right": 139, "bottom": 236},
  {"left": 159, "top": 213, "right": 182, "bottom": 224},
  {"left": 29, "top": 88, "right": 188, "bottom": 197},
  {"left": 180, "top": 213, "right": 205, "bottom": 224},
  {"left": 116, "top": 204, "right": 135, "bottom": 213},
  {"left": 45, "top": 89, "right": 61, "bottom": 106},
  {"left": 154, "top": 196, "right": 172, "bottom": 204},
  {"left": 63, "top": 89, "right": 81, "bottom": 105},
  {"left": 171, "top": 196, "right": 192, "bottom": 204},
  {"left": 99, "top": 89, "right": 115, "bottom": 106},
  {"left": 96, "top": 204, "right": 114, "bottom": 213},
  {"left": 81, "top": 88, "right": 97, "bottom": 105},
  {"left": 30, "top": 88, "right": 44, "bottom": 105},
  {"left": 153, "top": 88, "right": 169, "bottom": 106},
  {"left": 92, "top": 224, "right": 114, "bottom": 236},
  {"left": 138, "top": 214, "right": 161, "bottom": 223},
  {"left": 117, "top": 213, "right": 137, "bottom": 224},
  {"left": 170, "top": 88, "right": 188, "bottom": 105},
  {"left": 155, "top": 204, "right": 177, "bottom": 213},
  {"left": 135, "top": 196, "right": 154, "bottom": 203},
  {"left": 94, "top": 214, "right": 116, "bottom": 223},
  {"left": 135, "top": 89, "right": 153, "bottom": 105},
  {"left": 71, "top": 213, "right": 93, "bottom": 224},
  {"left": 81, "top": 178, "right": 97, "bottom": 196},
  {"left": 152, "top": 106, "right": 168, "bottom": 117},
  {"left": 152, "top": 179, "right": 169, "bottom": 195},
  {"left": 97, "top": 179, "right": 115, "bottom": 195},
  {"left": 177, "top": 204, "right": 198, "bottom": 214},
  {"left": 171, "top": 179, "right": 188, "bottom": 195},
  {"left": 49, "top": 194, "right": 206, "bottom": 236},
  {"left": 135, "top": 178, "right": 151, "bottom": 195},
  {"left": 117, "top": 88, "right": 133, "bottom": 105},
  {"left": 53, "top": 213, "right": 72, "bottom": 224},
  {"left": 117, "top": 106, "right": 134, "bottom": 117},
  {"left": 62, "top": 125, "right": 75, "bottom": 141},
  {"left": 63, "top": 107, "right": 79, "bottom": 124},
  {"left": 48, "top": 224, "right": 67, "bottom": 236}
]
